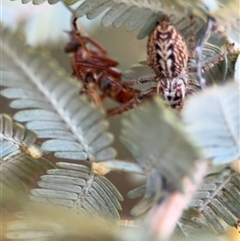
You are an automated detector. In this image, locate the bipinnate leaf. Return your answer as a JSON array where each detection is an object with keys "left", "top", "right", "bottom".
[
  {"left": 71, "top": 0, "right": 238, "bottom": 39},
  {"left": 8, "top": 0, "right": 239, "bottom": 42},
  {"left": 29, "top": 162, "right": 123, "bottom": 222},
  {"left": 127, "top": 167, "right": 240, "bottom": 235},
  {"left": 188, "top": 167, "right": 240, "bottom": 233},
  {"left": 0, "top": 114, "right": 54, "bottom": 197},
  {"left": 0, "top": 26, "right": 116, "bottom": 163}
]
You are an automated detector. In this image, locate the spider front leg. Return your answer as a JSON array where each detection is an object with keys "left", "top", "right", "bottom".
[{"left": 107, "top": 87, "right": 157, "bottom": 116}]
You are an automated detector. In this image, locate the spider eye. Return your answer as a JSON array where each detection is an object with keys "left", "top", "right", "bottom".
[
  {"left": 167, "top": 96, "right": 172, "bottom": 101},
  {"left": 173, "top": 96, "right": 181, "bottom": 101}
]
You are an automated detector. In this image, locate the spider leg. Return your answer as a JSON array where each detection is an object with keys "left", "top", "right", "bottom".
[
  {"left": 186, "top": 87, "right": 198, "bottom": 96},
  {"left": 188, "top": 15, "right": 195, "bottom": 60},
  {"left": 107, "top": 87, "right": 157, "bottom": 116},
  {"left": 188, "top": 79, "right": 201, "bottom": 88},
  {"left": 122, "top": 75, "right": 156, "bottom": 88},
  {"left": 195, "top": 15, "right": 216, "bottom": 89},
  {"left": 201, "top": 43, "right": 234, "bottom": 73}
]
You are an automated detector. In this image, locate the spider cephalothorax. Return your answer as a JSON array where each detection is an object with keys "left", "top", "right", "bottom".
[{"left": 157, "top": 71, "right": 189, "bottom": 108}]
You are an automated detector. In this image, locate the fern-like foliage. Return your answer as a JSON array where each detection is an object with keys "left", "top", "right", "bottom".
[
  {"left": 68, "top": 0, "right": 237, "bottom": 37},
  {"left": 0, "top": 26, "right": 116, "bottom": 163},
  {"left": 0, "top": 114, "right": 54, "bottom": 198},
  {"left": 29, "top": 162, "right": 123, "bottom": 223},
  {"left": 182, "top": 82, "right": 240, "bottom": 164},
  {"left": 9, "top": 0, "right": 239, "bottom": 42},
  {"left": 73, "top": 1, "right": 209, "bottom": 40},
  {"left": 121, "top": 97, "right": 202, "bottom": 200},
  {"left": 188, "top": 167, "right": 240, "bottom": 233},
  {"left": 127, "top": 167, "right": 240, "bottom": 234},
  {"left": 1, "top": 113, "right": 37, "bottom": 158},
  {"left": 124, "top": 83, "right": 240, "bottom": 234}
]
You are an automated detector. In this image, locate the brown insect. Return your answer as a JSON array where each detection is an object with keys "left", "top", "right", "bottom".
[
  {"left": 108, "top": 15, "right": 231, "bottom": 115},
  {"left": 65, "top": 18, "right": 140, "bottom": 112}
]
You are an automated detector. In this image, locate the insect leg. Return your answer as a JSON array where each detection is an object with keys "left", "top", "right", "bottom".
[
  {"left": 84, "top": 35, "right": 107, "bottom": 54},
  {"left": 73, "top": 18, "right": 91, "bottom": 55}
]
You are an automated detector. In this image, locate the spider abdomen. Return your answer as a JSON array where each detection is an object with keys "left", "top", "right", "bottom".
[{"left": 147, "top": 15, "right": 188, "bottom": 78}]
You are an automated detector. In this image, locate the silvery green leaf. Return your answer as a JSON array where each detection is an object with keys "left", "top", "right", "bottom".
[
  {"left": 183, "top": 82, "right": 240, "bottom": 165},
  {"left": 1, "top": 26, "right": 116, "bottom": 162}
]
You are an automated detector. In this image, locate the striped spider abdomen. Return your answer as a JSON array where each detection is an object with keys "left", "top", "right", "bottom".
[{"left": 147, "top": 15, "right": 188, "bottom": 79}]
